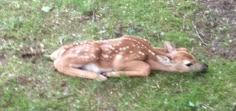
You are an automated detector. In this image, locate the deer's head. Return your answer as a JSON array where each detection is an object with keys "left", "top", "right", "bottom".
[{"left": 155, "top": 41, "right": 208, "bottom": 73}]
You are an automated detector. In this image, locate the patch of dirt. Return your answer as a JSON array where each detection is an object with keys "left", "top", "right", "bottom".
[
  {"left": 16, "top": 75, "right": 41, "bottom": 85},
  {"left": 194, "top": 0, "right": 236, "bottom": 59},
  {"left": 113, "top": 22, "right": 144, "bottom": 38},
  {"left": 4, "top": 75, "right": 42, "bottom": 86},
  {"left": 0, "top": 52, "right": 7, "bottom": 69},
  {"left": 0, "top": 53, "right": 6, "bottom": 63},
  {"left": 18, "top": 43, "right": 45, "bottom": 63},
  {"left": 2, "top": 34, "right": 16, "bottom": 40}
]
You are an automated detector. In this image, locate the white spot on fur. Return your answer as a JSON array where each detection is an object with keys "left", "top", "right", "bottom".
[
  {"left": 148, "top": 50, "right": 155, "bottom": 55},
  {"left": 91, "top": 54, "right": 96, "bottom": 58},
  {"left": 114, "top": 44, "right": 119, "bottom": 46},
  {"left": 84, "top": 48, "right": 89, "bottom": 52},
  {"left": 102, "top": 54, "right": 109, "bottom": 58},
  {"left": 119, "top": 47, "right": 127, "bottom": 51},
  {"left": 84, "top": 56, "right": 90, "bottom": 59},
  {"left": 111, "top": 47, "right": 115, "bottom": 50},
  {"left": 76, "top": 50, "right": 81, "bottom": 54},
  {"left": 116, "top": 54, "right": 123, "bottom": 60},
  {"left": 138, "top": 51, "right": 145, "bottom": 55}
]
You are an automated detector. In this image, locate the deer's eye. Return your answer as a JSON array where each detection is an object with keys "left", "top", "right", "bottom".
[{"left": 186, "top": 63, "right": 193, "bottom": 67}]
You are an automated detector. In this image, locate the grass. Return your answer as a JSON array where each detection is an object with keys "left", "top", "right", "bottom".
[{"left": 0, "top": 0, "right": 235, "bottom": 111}]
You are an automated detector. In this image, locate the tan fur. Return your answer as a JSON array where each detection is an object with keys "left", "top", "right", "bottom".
[{"left": 51, "top": 35, "right": 207, "bottom": 81}]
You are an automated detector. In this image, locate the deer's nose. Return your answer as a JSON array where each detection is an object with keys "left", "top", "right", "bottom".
[{"left": 201, "top": 63, "right": 208, "bottom": 73}]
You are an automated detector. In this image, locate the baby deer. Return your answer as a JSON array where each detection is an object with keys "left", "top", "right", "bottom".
[{"left": 51, "top": 35, "right": 208, "bottom": 81}]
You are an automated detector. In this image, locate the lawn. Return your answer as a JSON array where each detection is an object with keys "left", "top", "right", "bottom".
[{"left": 0, "top": 0, "right": 235, "bottom": 111}]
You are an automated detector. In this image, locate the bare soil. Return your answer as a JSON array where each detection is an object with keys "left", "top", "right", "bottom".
[
  {"left": 195, "top": 0, "right": 236, "bottom": 59},
  {"left": 0, "top": 52, "right": 7, "bottom": 69}
]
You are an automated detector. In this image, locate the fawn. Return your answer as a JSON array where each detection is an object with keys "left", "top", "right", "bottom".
[{"left": 50, "top": 35, "right": 208, "bottom": 81}]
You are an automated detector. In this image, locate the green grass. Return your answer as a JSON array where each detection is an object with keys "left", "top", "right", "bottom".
[{"left": 0, "top": 0, "right": 235, "bottom": 111}]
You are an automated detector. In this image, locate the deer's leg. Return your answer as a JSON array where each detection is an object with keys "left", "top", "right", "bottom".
[
  {"left": 106, "top": 60, "right": 151, "bottom": 77},
  {"left": 53, "top": 43, "right": 107, "bottom": 81},
  {"left": 53, "top": 57, "right": 107, "bottom": 81}
]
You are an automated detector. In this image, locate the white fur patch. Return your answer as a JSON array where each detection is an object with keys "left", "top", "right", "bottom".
[
  {"left": 82, "top": 63, "right": 112, "bottom": 73},
  {"left": 116, "top": 54, "right": 123, "bottom": 59},
  {"left": 183, "top": 60, "right": 191, "bottom": 65}
]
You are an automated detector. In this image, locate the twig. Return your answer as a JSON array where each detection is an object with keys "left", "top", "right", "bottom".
[
  {"left": 202, "top": 104, "right": 215, "bottom": 111},
  {"left": 92, "top": 0, "right": 96, "bottom": 22},
  {"left": 57, "top": 94, "right": 75, "bottom": 100},
  {"left": 192, "top": 21, "right": 208, "bottom": 46}
]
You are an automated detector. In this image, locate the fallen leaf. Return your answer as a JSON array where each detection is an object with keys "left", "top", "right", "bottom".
[
  {"left": 188, "top": 101, "right": 195, "bottom": 107},
  {"left": 41, "top": 6, "right": 52, "bottom": 13}
]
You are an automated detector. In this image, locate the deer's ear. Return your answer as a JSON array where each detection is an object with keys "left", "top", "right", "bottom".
[
  {"left": 164, "top": 41, "right": 176, "bottom": 53},
  {"left": 156, "top": 55, "right": 172, "bottom": 65},
  {"left": 177, "top": 48, "right": 188, "bottom": 52}
]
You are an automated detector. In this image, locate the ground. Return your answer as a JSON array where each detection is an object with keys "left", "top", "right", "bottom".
[
  {"left": 0, "top": 0, "right": 235, "bottom": 111},
  {"left": 196, "top": 0, "right": 236, "bottom": 59}
]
